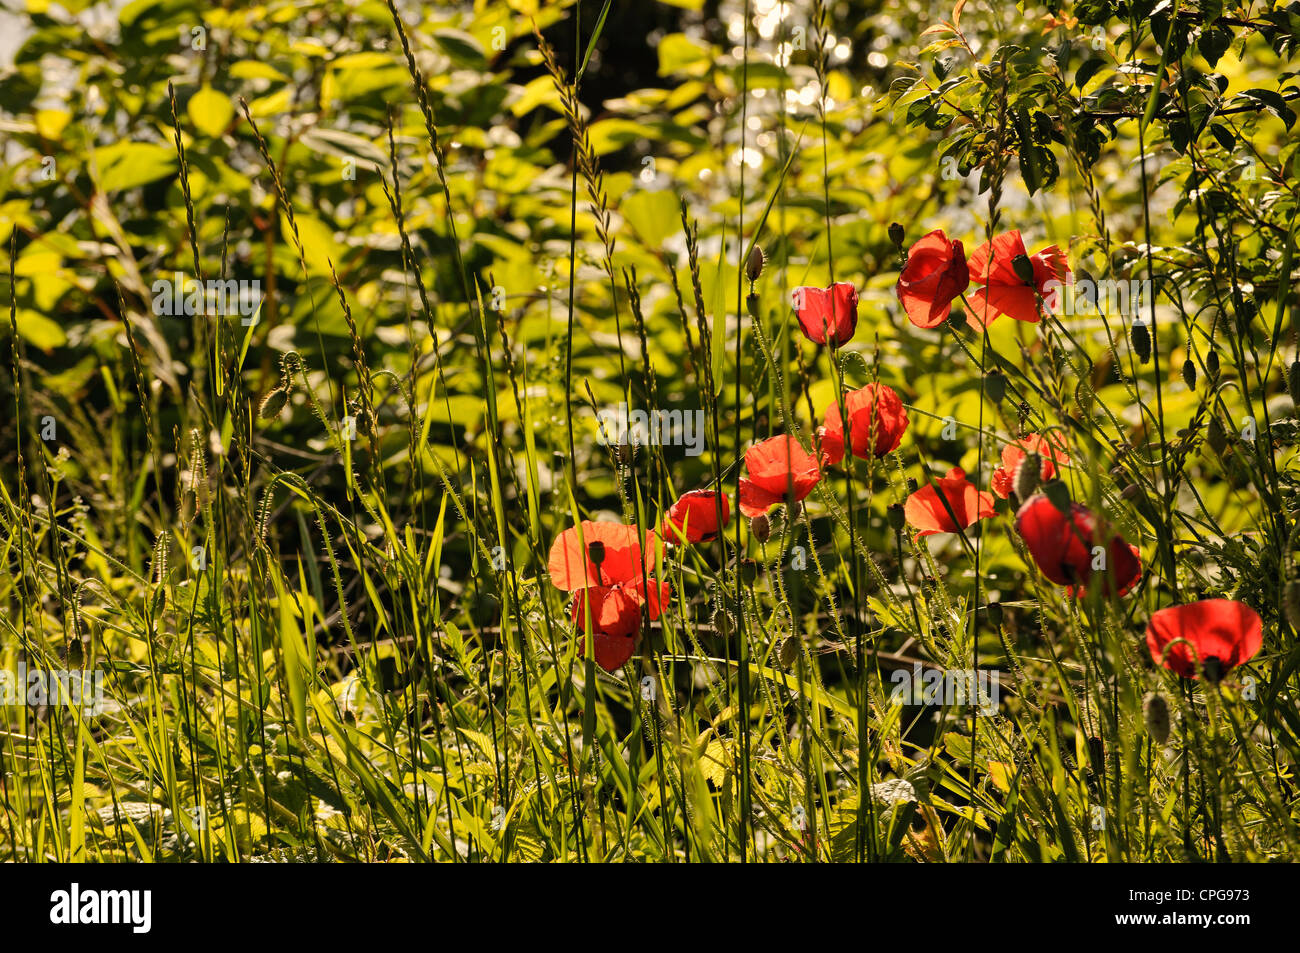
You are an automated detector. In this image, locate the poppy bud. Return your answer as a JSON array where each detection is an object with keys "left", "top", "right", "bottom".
[
  {"left": 259, "top": 385, "right": 289, "bottom": 419},
  {"left": 788, "top": 499, "right": 803, "bottom": 520},
  {"left": 948, "top": 309, "right": 967, "bottom": 332},
  {"left": 888, "top": 222, "right": 905, "bottom": 249},
  {"left": 1182, "top": 359, "right": 1196, "bottom": 389},
  {"left": 1286, "top": 579, "right": 1300, "bottom": 631},
  {"left": 1207, "top": 416, "right": 1228, "bottom": 456},
  {"left": 1131, "top": 321, "right": 1151, "bottom": 364},
  {"left": 985, "top": 601, "right": 1003, "bottom": 627},
  {"left": 779, "top": 634, "right": 800, "bottom": 668},
  {"left": 587, "top": 540, "right": 606, "bottom": 566},
  {"left": 1142, "top": 692, "right": 1170, "bottom": 745},
  {"left": 745, "top": 244, "right": 765, "bottom": 283},
  {"left": 711, "top": 606, "right": 733, "bottom": 639},
  {"left": 750, "top": 512, "right": 771, "bottom": 543},
  {"left": 1120, "top": 483, "right": 1142, "bottom": 501},
  {"left": 985, "top": 370, "right": 1006, "bottom": 403},
  {"left": 1206, "top": 349, "right": 1220, "bottom": 378},
  {"left": 1042, "top": 478, "right": 1071, "bottom": 514},
  {"left": 1289, "top": 360, "right": 1300, "bottom": 407},
  {"left": 887, "top": 502, "right": 906, "bottom": 532},
  {"left": 1011, "top": 254, "right": 1036, "bottom": 286},
  {"left": 1014, "top": 451, "right": 1041, "bottom": 501}
]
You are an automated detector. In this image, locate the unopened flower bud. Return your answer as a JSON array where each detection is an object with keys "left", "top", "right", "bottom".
[
  {"left": 1182, "top": 359, "right": 1196, "bottom": 390},
  {"left": 1143, "top": 691, "right": 1170, "bottom": 744},
  {"left": 985, "top": 602, "right": 1003, "bottom": 627},
  {"left": 1205, "top": 348, "right": 1220, "bottom": 378},
  {"left": 1131, "top": 321, "right": 1151, "bottom": 364},
  {"left": 779, "top": 635, "right": 800, "bottom": 668},
  {"left": 888, "top": 222, "right": 905, "bottom": 249},
  {"left": 587, "top": 540, "right": 606, "bottom": 566},
  {"left": 887, "top": 502, "right": 906, "bottom": 532},
  {"left": 1014, "top": 451, "right": 1041, "bottom": 501},
  {"left": 745, "top": 243, "right": 765, "bottom": 283},
  {"left": 1286, "top": 579, "right": 1300, "bottom": 631},
  {"left": 1207, "top": 416, "right": 1228, "bottom": 456},
  {"left": 259, "top": 385, "right": 289, "bottom": 419},
  {"left": 750, "top": 512, "right": 771, "bottom": 543}
]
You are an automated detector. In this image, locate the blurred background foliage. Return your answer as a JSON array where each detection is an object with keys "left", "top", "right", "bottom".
[{"left": 2, "top": 0, "right": 1297, "bottom": 590}]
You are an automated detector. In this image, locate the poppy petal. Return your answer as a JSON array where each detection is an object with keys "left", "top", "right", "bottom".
[{"left": 1146, "top": 599, "right": 1263, "bottom": 678}]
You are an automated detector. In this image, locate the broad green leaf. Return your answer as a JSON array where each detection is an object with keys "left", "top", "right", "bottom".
[
  {"left": 95, "top": 143, "right": 176, "bottom": 193},
  {"left": 188, "top": 85, "right": 234, "bottom": 138}
]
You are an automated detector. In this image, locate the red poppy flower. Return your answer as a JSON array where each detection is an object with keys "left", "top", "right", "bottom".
[
  {"left": 1146, "top": 599, "right": 1263, "bottom": 681},
  {"left": 549, "top": 521, "right": 670, "bottom": 671},
  {"left": 903, "top": 467, "right": 996, "bottom": 536},
  {"left": 793, "top": 282, "right": 859, "bottom": 345},
  {"left": 895, "top": 229, "right": 970, "bottom": 328},
  {"left": 661, "top": 489, "right": 730, "bottom": 544},
  {"left": 966, "top": 230, "right": 1070, "bottom": 328},
  {"left": 571, "top": 585, "right": 665, "bottom": 671},
  {"left": 817, "top": 383, "right": 909, "bottom": 465},
  {"left": 990, "top": 432, "right": 1072, "bottom": 499},
  {"left": 1014, "top": 495, "right": 1141, "bottom": 597},
  {"left": 1067, "top": 542, "right": 1141, "bottom": 599},
  {"left": 547, "top": 521, "right": 658, "bottom": 592},
  {"left": 738, "top": 434, "right": 822, "bottom": 518}
]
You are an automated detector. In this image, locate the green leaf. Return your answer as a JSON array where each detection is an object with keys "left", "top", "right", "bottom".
[
  {"left": 620, "top": 188, "right": 679, "bottom": 248},
  {"left": 658, "top": 33, "right": 711, "bottom": 78},
  {"left": 187, "top": 85, "right": 234, "bottom": 138},
  {"left": 432, "top": 29, "right": 486, "bottom": 68},
  {"left": 13, "top": 308, "right": 67, "bottom": 350},
  {"left": 95, "top": 143, "right": 176, "bottom": 193},
  {"left": 576, "top": 0, "right": 612, "bottom": 84},
  {"left": 1239, "top": 88, "right": 1296, "bottom": 129}
]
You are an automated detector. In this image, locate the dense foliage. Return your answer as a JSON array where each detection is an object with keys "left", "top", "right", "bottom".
[{"left": 3, "top": 0, "right": 1300, "bottom": 861}]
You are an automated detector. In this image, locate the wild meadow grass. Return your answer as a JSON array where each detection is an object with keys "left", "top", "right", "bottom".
[{"left": 2, "top": 0, "right": 1300, "bottom": 863}]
